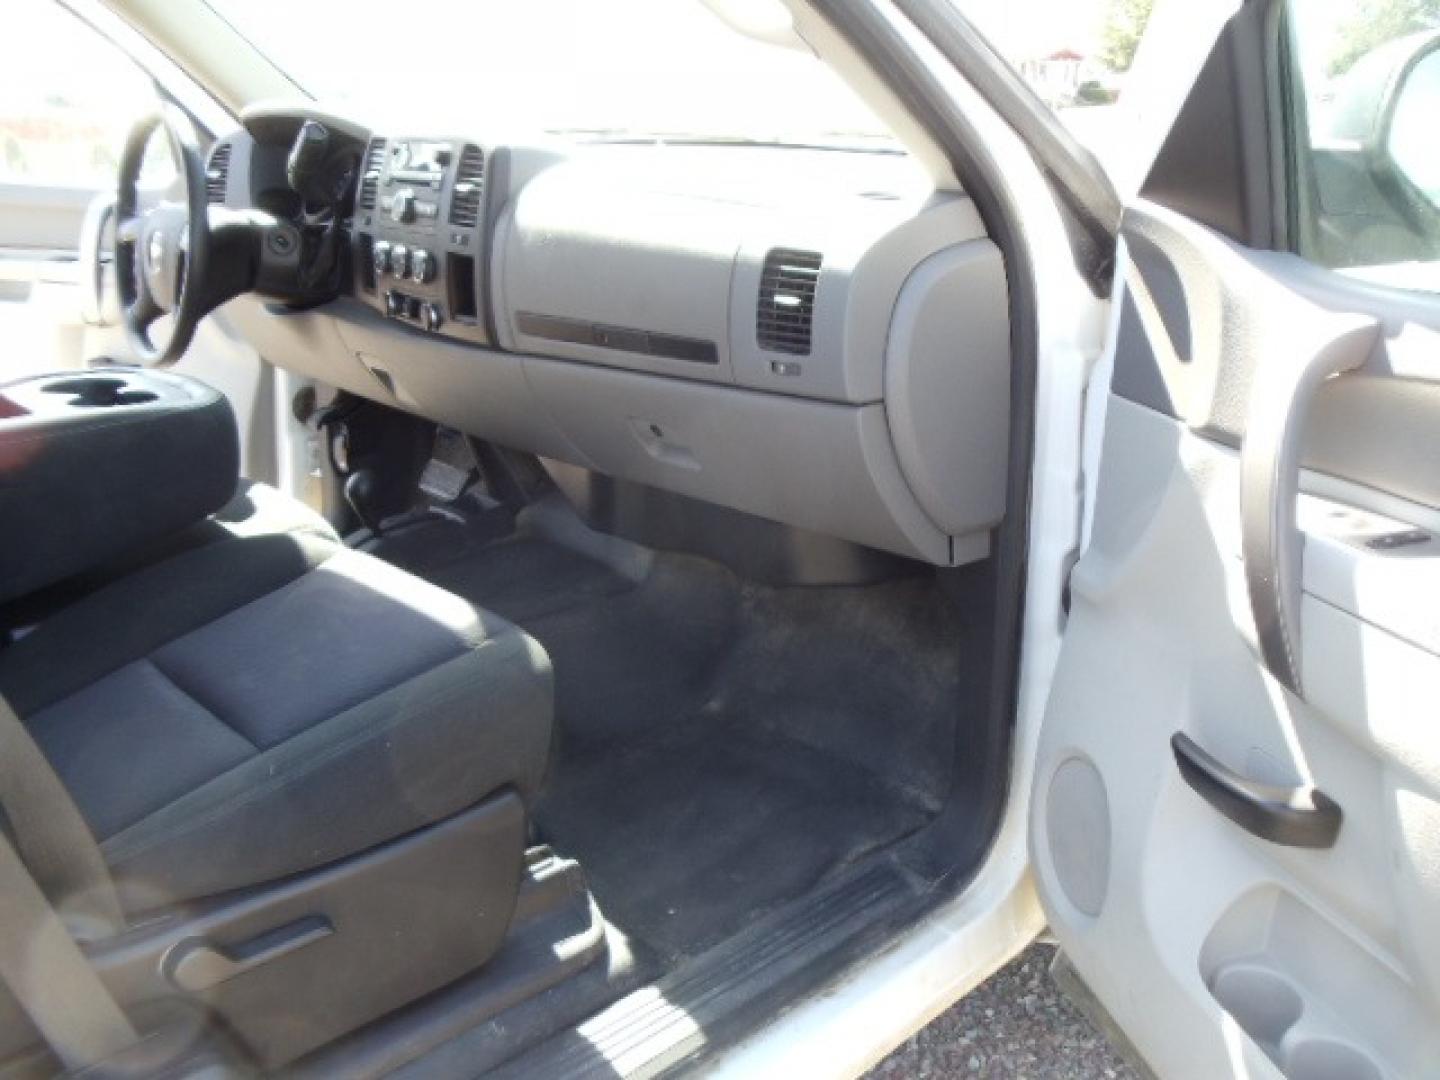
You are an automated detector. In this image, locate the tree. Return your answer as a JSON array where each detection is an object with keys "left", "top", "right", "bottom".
[
  {"left": 1328, "top": 0, "right": 1440, "bottom": 74},
  {"left": 1100, "top": 0, "right": 1155, "bottom": 72},
  {"left": 1076, "top": 80, "right": 1117, "bottom": 105}
]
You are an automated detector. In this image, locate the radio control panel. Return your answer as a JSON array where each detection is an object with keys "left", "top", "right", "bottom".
[{"left": 352, "top": 137, "right": 492, "bottom": 345}]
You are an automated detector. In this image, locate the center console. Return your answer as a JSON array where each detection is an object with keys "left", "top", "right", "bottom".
[
  {"left": 0, "top": 370, "right": 238, "bottom": 605},
  {"left": 352, "top": 137, "right": 494, "bottom": 346}
]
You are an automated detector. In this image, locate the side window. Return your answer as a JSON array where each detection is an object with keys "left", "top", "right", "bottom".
[
  {"left": 0, "top": 0, "right": 171, "bottom": 192},
  {"left": 1286, "top": 0, "right": 1440, "bottom": 288}
]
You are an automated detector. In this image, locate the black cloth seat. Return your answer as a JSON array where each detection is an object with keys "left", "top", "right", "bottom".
[
  {"left": 0, "top": 526, "right": 553, "bottom": 914},
  {"left": 180, "top": 477, "right": 341, "bottom": 546},
  {"left": 0, "top": 479, "right": 340, "bottom": 635}
]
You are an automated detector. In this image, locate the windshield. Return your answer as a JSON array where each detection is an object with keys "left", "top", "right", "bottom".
[
  {"left": 201, "top": 0, "right": 896, "bottom": 148},
  {"left": 959, "top": 0, "right": 1156, "bottom": 175}
]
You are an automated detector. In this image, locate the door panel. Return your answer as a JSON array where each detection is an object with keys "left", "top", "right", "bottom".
[
  {"left": 0, "top": 183, "right": 101, "bottom": 377},
  {"left": 1033, "top": 202, "right": 1440, "bottom": 1080},
  {"left": 0, "top": 251, "right": 88, "bottom": 378},
  {"left": 0, "top": 183, "right": 95, "bottom": 252}
]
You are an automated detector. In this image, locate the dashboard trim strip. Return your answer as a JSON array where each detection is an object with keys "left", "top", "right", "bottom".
[{"left": 515, "top": 311, "right": 719, "bottom": 365}]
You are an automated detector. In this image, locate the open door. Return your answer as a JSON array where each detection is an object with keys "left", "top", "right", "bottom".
[{"left": 1032, "top": 2, "right": 1440, "bottom": 1078}]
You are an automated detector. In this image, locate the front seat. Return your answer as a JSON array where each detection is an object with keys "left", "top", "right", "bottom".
[
  {"left": 0, "top": 477, "right": 341, "bottom": 635},
  {"left": 0, "top": 527, "right": 553, "bottom": 1068}
]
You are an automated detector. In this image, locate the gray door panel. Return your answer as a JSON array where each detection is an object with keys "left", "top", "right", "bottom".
[
  {"left": 0, "top": 183, "right": 93, "bottom": 252},
  {"left": 1033, "top": 200, "right": 1440, "bottom": 1080},
  {"left": 1116, "top": 203, "right": 1440, "bottom": 514}
]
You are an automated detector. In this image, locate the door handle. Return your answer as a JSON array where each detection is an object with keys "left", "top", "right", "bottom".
[
  {"left": 1239, "top": 309, "right": 1377, "bottom": 695},
  {"left": 1172, "top": 733, "right": 1341, "bottom": 848},
  {"left": 162, "top": 915, "right": 333, "bottom": 992}
]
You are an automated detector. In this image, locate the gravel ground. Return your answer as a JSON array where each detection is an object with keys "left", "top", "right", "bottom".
[{"left": 865, "top": 943, "right": 1141, "bottom": 1079}]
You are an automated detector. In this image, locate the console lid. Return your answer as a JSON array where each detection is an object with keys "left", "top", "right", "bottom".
[{"left": 0, "top": 370, "right": 238, "bottom": 605}]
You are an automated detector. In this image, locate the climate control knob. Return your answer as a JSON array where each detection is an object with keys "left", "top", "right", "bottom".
[
  {"left": 371, "top": 240, "right": 392, "bottom": 276},
  {"left": 411, "top": 249, "right": 435, "bottom": 283},
  {"left": 389, "top": 243, "right": 410, "bottom": 279}
]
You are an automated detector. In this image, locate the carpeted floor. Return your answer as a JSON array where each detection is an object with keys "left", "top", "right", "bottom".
[{"left": 374, "top": 515, "right": 970, "bottom": 967}]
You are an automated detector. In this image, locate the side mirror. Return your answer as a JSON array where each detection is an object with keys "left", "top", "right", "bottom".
[
  {"left": 696, "top": 0, "right": 813, "bottom": 53},
  {"left": 1384, "top": 43, "right": 1440, "bottom": 210},
  {"left": 1328, "top": 30, "right": 1440, "bottom": 213}
]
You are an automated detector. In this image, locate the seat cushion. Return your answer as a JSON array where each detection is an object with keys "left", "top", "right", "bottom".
[
  {"left": 81, "top": 478, "right": 342, "bottom": 587},
  {"left": 0, "top": 532, "right": 552, "bottom": 913},
  {"left": 0, "top": 479, "right": 339, "bottom": 635}
]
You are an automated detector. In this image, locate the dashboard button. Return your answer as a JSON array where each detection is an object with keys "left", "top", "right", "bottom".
[
  {"left": 385, "top": 290, "right": 403, "bottom": 317},
  {"left": 422, "top": 303, "right": 443, "bottom": 331},
  {"left": 390, "top": 244, "right": 410, "bottom": 278},
  {"left": 372, "top": 240, "right": 392, "bottom": 276},
  {"left": 411, "top": 249, "right": 435, "bottom": 283},
  {"left": 389, "top": 188, "right": 417, "bottom": 224}
]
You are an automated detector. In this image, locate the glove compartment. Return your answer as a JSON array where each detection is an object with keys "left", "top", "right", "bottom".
[{"left": 521, "top": 356, "right": 978, "bottom": 565}]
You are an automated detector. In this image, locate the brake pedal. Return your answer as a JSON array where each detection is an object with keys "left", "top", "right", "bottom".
[
  {"left": 418, "top": 457, "right": 471, "bottom": 503},
  {"left": 419, "top": 428, "right": 479, "bottom": 504}
]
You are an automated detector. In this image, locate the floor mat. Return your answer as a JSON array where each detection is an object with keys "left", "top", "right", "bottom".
[
  {"left": 371, "top": 517, "right": 967, "bottom": 965},
  {"left": 537, "top": 724, "right": 932, "bottom": 963}
]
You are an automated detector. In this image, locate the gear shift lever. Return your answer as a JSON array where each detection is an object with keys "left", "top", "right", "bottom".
[{"left": 344, "top": 469, "right": 385, "bottom": 536}]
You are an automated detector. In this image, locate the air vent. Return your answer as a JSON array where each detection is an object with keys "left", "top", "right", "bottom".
[
  {"left": 205, "top": 143, "right": 231, "bottom": 205},
  {"left": 756, "top": 248, "right": 822, "bottom": 355},
  {"left": 358, "top": 138, "right": 385, "bottom": 210},
  {"left": 448, "top": 145, "right": 485, "bottom": 228}
]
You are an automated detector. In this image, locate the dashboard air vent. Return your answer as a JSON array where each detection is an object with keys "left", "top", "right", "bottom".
[
  {"left": 359, "top": 138, "right": 385, "bottom": 210},
  {"left": 205, "top": 143, "right": 231, "bottom": 205},
  {"left": 448, "top": 145, "right": 485, "bottom": 228},
  {"left": 756, "top": 248, "right": 822, "bottom": 355}
]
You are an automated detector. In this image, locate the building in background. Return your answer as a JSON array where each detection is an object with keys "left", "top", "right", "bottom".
[{"left": 1018, "top": 47, "right": 1117, "bottom": 107}]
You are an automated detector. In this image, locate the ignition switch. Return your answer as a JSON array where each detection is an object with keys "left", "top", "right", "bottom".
[{"left": 329, "top": 425, "right": 351, "bottom": 474}]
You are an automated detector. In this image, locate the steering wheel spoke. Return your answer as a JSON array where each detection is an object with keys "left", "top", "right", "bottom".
[{"left": 126, "top": 290, "right": 162, "bottom": 331}]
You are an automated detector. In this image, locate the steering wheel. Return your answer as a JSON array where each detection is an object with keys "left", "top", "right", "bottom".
[{"left": 113, "top": 106, "right": 212, "bottom": 366}]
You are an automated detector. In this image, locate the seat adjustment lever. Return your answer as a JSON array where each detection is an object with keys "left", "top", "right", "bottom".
[{"left": 162, "top": 915, "right": 334, "bottom": 992}]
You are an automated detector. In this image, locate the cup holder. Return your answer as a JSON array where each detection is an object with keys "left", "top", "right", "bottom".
[
  {"left": 1285, "top": 1038, "right": 1383, "bottom": 1080},
  {"left": 1210, "top": 964, "right": 1304, "bottom": 1054},
  {"left": 42, "top": 377, "right": 158, "bottom": 409}
]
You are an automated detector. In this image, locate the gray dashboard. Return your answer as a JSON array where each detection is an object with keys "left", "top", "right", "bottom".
[{"left": 220, "top": 120, "right": 1012, "bottom": 566}]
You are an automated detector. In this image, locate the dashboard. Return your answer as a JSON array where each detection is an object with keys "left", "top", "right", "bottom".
[{"left": 211, "top": 106, "right": 1013, "bottom": 568}]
